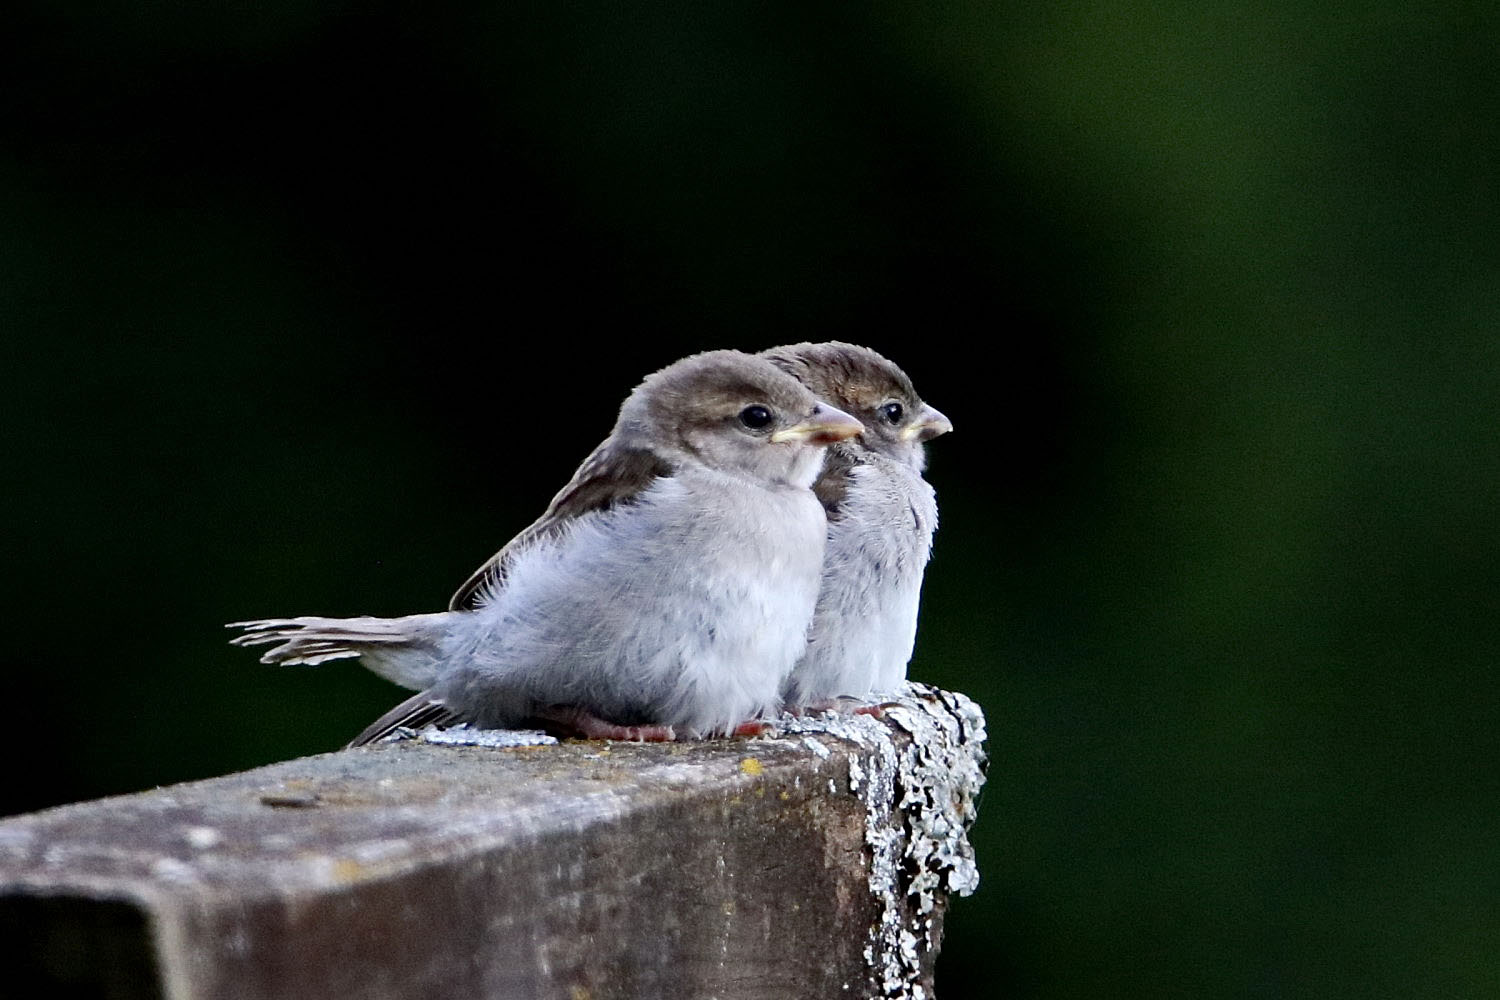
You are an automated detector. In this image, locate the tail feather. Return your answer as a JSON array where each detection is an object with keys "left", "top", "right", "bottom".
[
  {"left": 228, "top": 616, "right": 415, "bottom": 664},
  {"left": 226, "top": 613, "right": 451, "bottom": 688}
]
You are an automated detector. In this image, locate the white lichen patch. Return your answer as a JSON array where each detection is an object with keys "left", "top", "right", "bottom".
[
  {"left": 401, "top": 725, "right": 559, "bottom": 748},
  {"left": 801, "top": 735, "right": 833, "bottom": 759},
  {"left": 183, "top": 826, "right": 222, "bottom": 850},
  {"left": 766, "top": 683, "right": 988, "bottom": 999},
  {"left": 150, "top": 857, "right": 200, "bottom": 884}
]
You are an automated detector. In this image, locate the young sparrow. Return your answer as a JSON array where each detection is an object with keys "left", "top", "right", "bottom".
[
  {"left": 229, "top": 351, "right": 862, "bottom": 744},
  {"left": 759, "top": 342, "right": 952, "bottom": 709}
]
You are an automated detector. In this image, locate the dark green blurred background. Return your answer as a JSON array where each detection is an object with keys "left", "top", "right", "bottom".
[{"left": 5, "top": 2, "right": 1497, "bottom": 996}]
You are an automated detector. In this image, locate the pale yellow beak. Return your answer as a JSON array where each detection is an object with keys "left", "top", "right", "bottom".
[
  {"left": 770, "top": 404, "right": 864, "bottom": 445},
  {"left": 900, "top": 403, "right": 953, "bottom": 442}
]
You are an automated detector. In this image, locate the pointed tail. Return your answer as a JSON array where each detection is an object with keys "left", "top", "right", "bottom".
[{"left": 226, "top": 612, "right": 450, "bottom": 690}]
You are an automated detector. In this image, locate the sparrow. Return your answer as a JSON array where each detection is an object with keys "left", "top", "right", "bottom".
[
  {"left": 229, "top": 350, "right": 863, "bottom": 744},
  {"left": 759, "top": 342, "right": 952, "bottom": 709}
]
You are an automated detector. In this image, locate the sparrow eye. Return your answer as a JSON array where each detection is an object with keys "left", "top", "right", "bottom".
[
  {"left": 739, "top": 405, "right": 774, "bottom": 430},
  {"left": 880, "top": 401, "right": 905, "bottom": 424}
]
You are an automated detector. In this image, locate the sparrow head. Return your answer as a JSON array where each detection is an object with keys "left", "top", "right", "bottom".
[
  {"left": 759, "top": 341, "right": 952, "bottom": 472},
  {"left": 616, "top": 350, "right": 863, "bottom": 489}
]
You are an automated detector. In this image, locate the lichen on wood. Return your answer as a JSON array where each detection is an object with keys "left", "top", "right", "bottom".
[
  {"left": 0, "top": 684, "right": 986, "bottom": 999},
  {"left": 766, "top": 683, "right": 988, "bottom": 999}
]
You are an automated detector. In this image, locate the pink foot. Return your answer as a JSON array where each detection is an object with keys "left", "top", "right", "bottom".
[
  {"left": 789, "top": 697, "right": 896, "bottom": 719},
  {"left": 730, "top": 719, "right": 770, "bottom": 737},
  {"left": 530, "top": 705, "right": 676, "bottom": 742}
]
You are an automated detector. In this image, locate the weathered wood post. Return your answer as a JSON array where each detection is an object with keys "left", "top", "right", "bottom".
[{"left": 0, "top": 684, "right": 986, "bottom": 999}]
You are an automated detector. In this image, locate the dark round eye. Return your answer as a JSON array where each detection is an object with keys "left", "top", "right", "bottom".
[
  {"left": 739, "top": 404, "right": 774, "bottom": 430},
  {"left": 880, "top": 401, "right": 905, "bottom": 424}
]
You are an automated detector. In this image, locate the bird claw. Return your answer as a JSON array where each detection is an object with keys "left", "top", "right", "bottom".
[
  {"left": 530, "top": 706, "right": 769, "bottom": 742},
  {"left": 784, "top": 696, "right": 895, "bottom": 720},
  {"left": 531, "top": 705, "right": 676, "bottom": 742}
]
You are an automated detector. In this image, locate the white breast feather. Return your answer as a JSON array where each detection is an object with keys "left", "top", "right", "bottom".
[
  {"left": 789, "top": 455, "right": 938, "bottom": 701},
  {"left": 437, "top": 468, "right": 827, "bottom": 735}
]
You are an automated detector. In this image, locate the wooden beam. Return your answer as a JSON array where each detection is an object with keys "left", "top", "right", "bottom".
[{"left": 0, "top": 684, "right": 986, "bottom": 999}]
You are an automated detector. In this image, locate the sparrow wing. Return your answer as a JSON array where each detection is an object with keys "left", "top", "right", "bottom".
[
  {"left": 347, "top": 691, "right": 459, "bottom": 747},
  {"left": 448, "top": 440, "right": 674, "bottom": 611},
  {"left": 812, "top": 444, "right": 859, "bottom": 521}
]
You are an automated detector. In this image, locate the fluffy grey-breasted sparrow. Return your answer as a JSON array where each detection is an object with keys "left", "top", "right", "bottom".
[
  {"left": 760, "top": 342, "right": 952, "bottom": 708},
  {"left": 230, "top": 350, "right": 862, "bottom": 744}
]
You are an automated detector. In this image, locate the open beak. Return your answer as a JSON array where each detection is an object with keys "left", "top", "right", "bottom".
[
  {"left": 771, "top": 404, "right": 864, "bottom": 445},
  {"left": 900, "top": 403, "right": 953, "bottom": 443}
]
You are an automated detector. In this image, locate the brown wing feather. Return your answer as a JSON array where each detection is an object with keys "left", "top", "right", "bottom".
[
  {"left": 812, "top": 443, "right": 858, "bottom": 521},
  {"left": 347, "top": 692, "right": 460, "bottom": 748},
  {"left": 447, "top": 441, "right": 674, "bottom": 611}
]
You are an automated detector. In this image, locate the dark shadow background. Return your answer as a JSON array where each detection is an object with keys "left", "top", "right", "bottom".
[{"left": 4, "top": 2, "right": 1497, "bottom": 996}]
